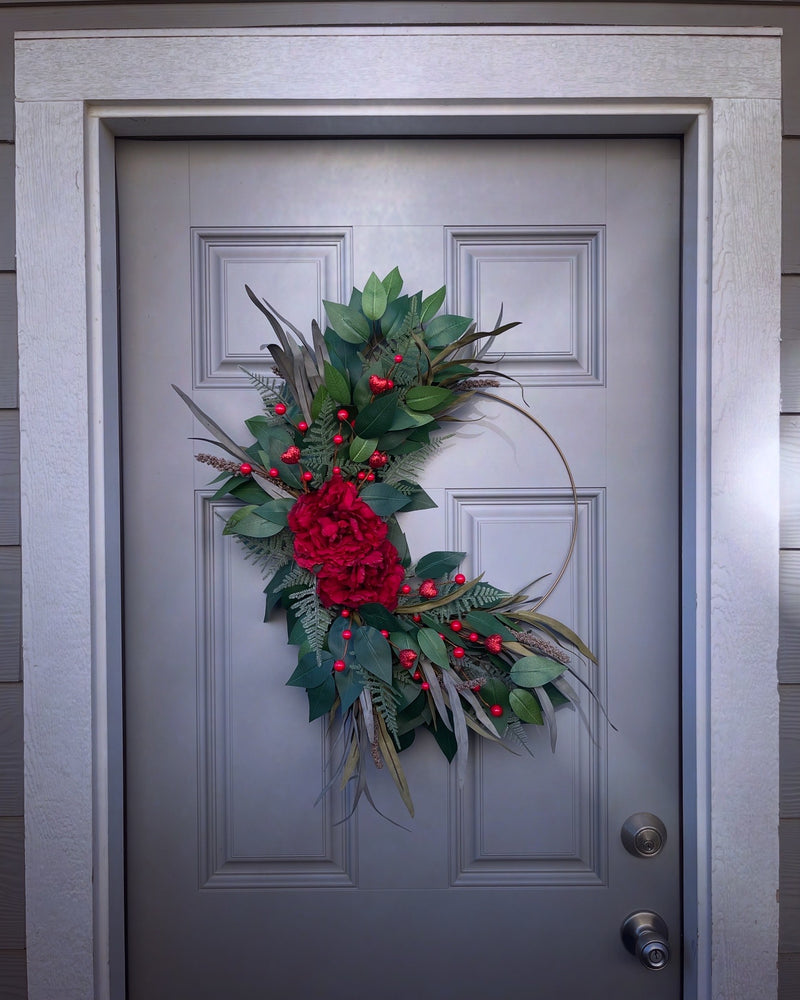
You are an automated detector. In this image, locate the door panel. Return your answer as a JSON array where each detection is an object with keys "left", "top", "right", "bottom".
[{"left": 119, "top": 137, "right": 681, "bottom": 998}]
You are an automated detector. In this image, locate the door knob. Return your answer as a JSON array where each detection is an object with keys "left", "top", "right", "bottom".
[{"left": 620, "top": 911, "right": 671, "bottom": 970}]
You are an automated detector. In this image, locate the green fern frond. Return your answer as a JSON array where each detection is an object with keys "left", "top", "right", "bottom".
[
  {"left": 236, "top": 530, "right": 295, "bottom": 577},
  {"left": 505, "top": 718, "right": 536, "bottom": 757},
  {"left": 424, "top": 583, "right": 512, "bottom": 622},
  {"left": 288, "top": 575, "right": 333, "bottom": 652},
  {"left": 383, "top": 436, "right": 449, "bottom": 487},
  {"left": 242, "top": 368, "right": 286, "bottom": 413},
  {"left": 367, "top": 678, "right": 401, "bottom": 748},
  {"left": 298, "top": 396, "right": 338, "bottom": 477}
]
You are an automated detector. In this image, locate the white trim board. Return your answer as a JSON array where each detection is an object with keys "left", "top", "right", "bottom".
[{"left": 14, "top": 26, "right": 781, "bottom": 1000}]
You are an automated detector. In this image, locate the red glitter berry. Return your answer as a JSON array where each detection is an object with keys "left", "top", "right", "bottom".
[
  {"left": 281, "top": 445, "right": 301, "bottom": 465},
  {"left": 368, "top": 450, "right": 388, "bottom": 469},
  {"left": 274, "top": 403, "right": 287, "bottom": 415},
  {"left": 490, "top": 704, "right": 504, "bottom": 717},
  {"left": 239, "top": 463, "right": 252, "bottom": 475},
  {"left": 485, "top": 634, "right": 504, "bottom": 654},
  {"left": 454, "top": 573, "right": 466, "bottom": 585},
  {"left": 419, "top": 579, "right": 439, "bottom": 599},
  {"left": 368, "top": 375, "right": 391, "bottom": 395},
  {"left": 398, "top": 649, "right": 418, "bottom": 669}
]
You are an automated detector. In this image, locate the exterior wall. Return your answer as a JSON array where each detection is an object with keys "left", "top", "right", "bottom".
[{"left": 0, "top": 3, "right": 795, "bottom": 998}]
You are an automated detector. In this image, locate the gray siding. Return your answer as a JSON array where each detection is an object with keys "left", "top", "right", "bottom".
[{"left": 0, "top": 3, "right": 796, "bottom": 997}]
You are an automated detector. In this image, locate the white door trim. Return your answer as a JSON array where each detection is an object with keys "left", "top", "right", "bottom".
[{"left": 14, "top": 26, "right": 782, "bottom": 1000}]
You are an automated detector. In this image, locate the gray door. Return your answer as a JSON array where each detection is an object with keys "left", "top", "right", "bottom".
[{"left": 118, "top": 137, "right": 681, "bottom": 999}]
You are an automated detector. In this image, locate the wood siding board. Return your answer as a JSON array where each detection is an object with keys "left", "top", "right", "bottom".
[
  {"left": 784, "top": 139, "right": 800, "bottom": 272},
  {"left": 782, "top": 818, "right": 800, "bottom": 952},
  {"left": 0, "top": 273, "right": 17, "bottom": 409},
  {"left": 0, "top": 409, "right": 17, "bottom": 546},
  {"left": 781, "top": 552, "right": 800, "bottom": 683},
  {"left": 782, "top": 684, "right": 800, "bottom": 817},
  {"left": 0, "top": 144, "right": 12, "bottom": 272},
  {"left": 0, "top": 548, "right": 20, "bottom": 683},
  {"left": 0, "top": 684, "right": 21, "bottom": 816},
  {"left": 782, "top": 339, "right": 800, "bottom": 412},
  {"left": 0, "top": 817, "right": 24, "bottom": 952},
  {"left": 783, "top": 275, "right": 800, "bottom": 341},
  {"left": 0, "top": 951, "right": 26, "bottom": 1000},
  {"left": 780, "top": 953, "right": 800, "bottom": 998},
  {"left": 782, "top": 415, "right": 800, "bottom": 547}
]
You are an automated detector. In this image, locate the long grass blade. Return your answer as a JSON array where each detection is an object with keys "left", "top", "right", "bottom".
[{"left": 172, "top": 385, "right": 252, "bottom": 463}]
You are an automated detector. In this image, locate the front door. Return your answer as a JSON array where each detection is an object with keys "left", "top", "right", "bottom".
[{"left": 118, "top": 137, "right": 681, "bottom": 998}]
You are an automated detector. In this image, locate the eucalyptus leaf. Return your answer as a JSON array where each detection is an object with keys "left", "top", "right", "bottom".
[
  {"left": 353, "top": 392, "right": 399, "bottom": 438},
  {"left": 323, "top": 300, "right": 371, "bottom": 344},
  {"left": 349, "top": 435, "right": 379, "bottom": 463},
  {"left": 335, "top": 668, "right": 365, "bottom": 713},
  {"left": 424, "top": 313, "right": 472, "bottom": 348},
  {"left": 382, "top": 266, "right": 403, "bottom": 302},
  {"left": 326, "top": 615, "right": 352, "bottom": 658},
  {"left": 509, "top": 688, "right": 545, "bottom": 725},
  {"left": 510, "top": 654, "right": 569, "bottom": 689},
  {"left": 287, "top": 651, "right": 333, "bottom": 689},
  {"left": 358, "top": 603, "right": 404, "bottom": 633},
  {"left": 223, "top": 508, "right": 284, "bottom": 538},
  {"left": 253, "top": 497, "right": 294, "bottom": 525},
  {"left": 463, "top": 611, "right": 516, "bottom": 642},
  {"left": 396, "top": 484, "right": 438, "bottom": 513},
  {"left": 353, "top": 626, "right": 393, "bottom": 684},
  {"left": 419, "top": 285, "right": 446, "bottom": 323},
  {"left": 322, "top": 361, "right": 351, "bottom": 405},
  {"left": 307, "top": 674, "right": 337, "bottom": 722},
  {"left": 359, "top": 482, "right": 409, "bottom": 517},
  {"left": 361, "top": 271, "right": 388, "bottom": 321},
  {"left": 414, "top": 550, "right": 466, "bottom": 579},
  {"left": 417, "top": 628, "right": 449, "bottom": 669},
  {"left": 405, "top": 385, "right": 457, "bottom": 413},
  {"left": 264, "top": 563, "right": 293, "bottom": 620}
]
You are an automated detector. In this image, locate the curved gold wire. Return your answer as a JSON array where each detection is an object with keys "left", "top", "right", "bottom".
[{"left": 475, "top": 391, "right": 579, "bottom": 613}]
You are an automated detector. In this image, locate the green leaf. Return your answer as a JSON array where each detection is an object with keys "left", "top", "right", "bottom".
[
  {"left": 323, "top": 300, "right": 371, "bottom": 344},
  {"left": 420, "top": 285, "right": 446, "bottom": 324},
  {"left": 508, "top": 609, "right": 597, "bottom": 663},
  {"left": 509, "top": 688, "right": 545, "bottom": 725},
  {"left": 359, "top": 603, "right": 405, "bottom": 633},
  {"left": 463, "top": 611, "right": 516, "bottom": 641},
  {"left": 245, "top": 414, "right": 282, "bottom": 452},
  {"left": 425, "top": 718, "right": 458, "bottom": 762},
  {"left": 380, "top": 294, "right": 410, "bottom": 337},
  {"left": 349, "top": 436, "right": 379, "bottom": 463},
  {"left": 359, "top": 482, "right": 409, "bottom": 517},
  {"left": 353, "top": 626, "right": 393, "bottom": 684},
  {"left": 361, "top": 271, "right": 388, "bottom": 321},
  {"left": 424, "top": 314, "right": 472, "bottom": 348},
  {"left": 307, "top": 674, "right": 336, "bottom": 721},
  {"left": 230, "top": 479, "right": 271, "bottom": 504},
  {"left": 417, "top": 628, "right": 449, "bottom": 669},
  {"left": 405, "top": 385, "right": 457, "bottom": 413},
  {"left": 223, "top": 506, "right": 285, "bottom": 538},
  {"left": 414, "top": 550, "right": 466, "bottom": 579},
  {"left": 264, "top": 564, "right": 293, "bottom": 620},
  {"left": 510, "top": 654, "right": 567, "bottom": 689},
  {"left": 322, "top": 361, "right": 351, "bottom": 405},
  {"left": 386, "top": 516, "right": 412, "bottom": 567},
  {"left": 287, "top": 651, "right": 333, "bottom": 689},
  {"left": 253, "top": 497, "right": 294, "bottom": 525},
  {"left": 326, "top": 615, "right": 351, "bottom": 658},
  {"left": 397, "top": 485, "right": 438, "bottom": 512},
  {"left": 335, "top": 668, "right": 364, "bottom": 713},
  {"left": 353, "top": 392, "right": 399, "bottom": 438},
  {"left": 211, "top": 474, "right": 244, "bottom": 501},
  {"left": 311, "top": 384, "right": 331, "bottom": 421},
  {"left": 480, "top": 678, "right": 510, "bottom": 734},
  {"left": 388, "top": 406, "right": 435, "bottom": 431},
  {"left": 382, "top": 266, "right": 403, "bottom": 302}
]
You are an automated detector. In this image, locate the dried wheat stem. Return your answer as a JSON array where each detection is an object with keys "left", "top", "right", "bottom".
[
  {"left": 511, "top": 629, "right": 570, "bottom": 665},
  {"left": 195, "top": 452, "right": 242, "bottom": 473}
]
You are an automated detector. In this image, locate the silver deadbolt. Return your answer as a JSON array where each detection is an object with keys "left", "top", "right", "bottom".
[
  {"left": 621, "top": 812, "right": 667, "bottom": 858},
  {"left": 621, "top": 910, "right": 671, "bottom": 970}
]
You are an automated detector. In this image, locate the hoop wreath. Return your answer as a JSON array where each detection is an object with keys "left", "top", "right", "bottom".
[{"left": 176, "top": 267, "right": 597, "bottom": 819}]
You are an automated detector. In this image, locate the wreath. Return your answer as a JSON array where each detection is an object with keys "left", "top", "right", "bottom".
[{"left": 175, "top": 267, "right": 597, "bottom": 819}]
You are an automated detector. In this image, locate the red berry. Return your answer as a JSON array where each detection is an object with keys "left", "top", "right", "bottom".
[
  {"left": 412, "top": 670, "right": 422, "bottom": 681},
  {"left": 419, "top": 579, "right": 438, "bottom": 599},
  {"left": 368, "top": 450, "right": 388, "bottom": 469},
  {"left": 468, "top": 632, "right": 479, "bottom": 643},
  {"left": 239, "top": 462, "right": 252, "bottom": 475},
  {"left": 393, "top": 354, "right": 403, "bottom": 364},
  {"left": 450, "top": 620, "right": 463, "bottom": 632},
  {"left": 453, "top": 647, "right": 465, "bottom": 659},
  {"left": 454, "top": 573, "right": 466, "bottom": 585},
  {"left": 341, "top": 609, "right": 350, "bottom": 618},
  {"left": 412, "top": 614, "right": 422, "bottom": 623},
  {"left": 366, "top": 472, "right": 375, "bottom": 481},
  {"left": 421, "top": 681, "right": 430, "bottom": 691},
  {"left": 386, "top": 379, "right": 394, "bottom": 389},
  {"left": 357, "top": 471, "right": 367, "bottom": 481},
  {"left": 281, "top": 445, "right": 301, "bottom": 465},
  {"left": 332, "top": 434, "right": 344, "bottom": 445},
  {"left": 336, "top": 409, "right": 349, "bottom": 421},
  {"left": 333, "top": 659, "right": 346, "bottom": 672},
  {"left": 380, "top": 629, "right": 390, "bottom": 638},
  {"left": 401, "top": 584, "right": 412, "bottom": 594},
  {"left": 302, "top": 470, "right": 314, "bottom": 482},
  {"left": 332, "top": 466, "right": 342, "bottom": 476},
  {"left": 490, "top": 704, "right": 504, "bottom": 717},
  {"left": 471, "top": 684, "right": 482, "bottom": 693},
  {"left": 368, "top": 375, "right": 391, "bottom": 395},
  {"left": 274, "top": 403, "right": 287, "bottom": 415},
  {"left": 485, "top": 634, "right": 504, "bottom": 654},
  {"left": 398, "top": 649, "right": 417, "bottom": 669},
  {"left": 341, "top": 629, "right": 352, "bottom": 640},
  {"left": 297, "top": 421, "right": 308, "bottom": 433},
  {"left": 268, "top": 467, "right": 279, "bottom": 478}
]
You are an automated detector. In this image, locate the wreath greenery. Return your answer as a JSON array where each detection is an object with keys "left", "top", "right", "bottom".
[{"left": 175, "top": 267, "right": 597, "bottom": 819}]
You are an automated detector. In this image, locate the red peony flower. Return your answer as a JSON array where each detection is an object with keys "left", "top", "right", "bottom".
[{"left": 287, "top": 478, "right": 405, "bottom": 609}]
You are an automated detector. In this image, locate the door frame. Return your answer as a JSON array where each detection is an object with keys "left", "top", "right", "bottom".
[{"left": 14, "top": 25, "right": 782, "bottom": 1000}]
